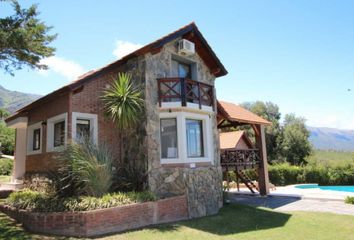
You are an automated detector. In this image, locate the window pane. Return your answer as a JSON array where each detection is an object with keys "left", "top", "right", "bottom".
[
  {"left": 76, "top": 119, "right": 90, "bottom": 140},
  {"left": 186, "top": 119, "right": 204, "bottom": 157},
  {"left": 178, "top": 62, "right": 191, "bottom": 78},
  {"left": 54, "top": 121, "right": 65, "bottom": 147},
  {"left": 33, "top": 128, "right": 40, "bottom": 150},
  {"left": 160, "top": 118, "right": 178, "bottom": 158}
]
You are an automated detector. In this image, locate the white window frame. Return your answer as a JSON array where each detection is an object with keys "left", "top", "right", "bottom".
[
  {"left": 46, "top": 112, "right": 68, "bottom": 152},
  {"left": 160, "top": 111, "right": 213, "bottom": 165},
  {"left": 27, "top": 122, "right": 43, "bottom": 155},
  {"left": 71, "top": 112, "right": 98, "bottom": 144}
]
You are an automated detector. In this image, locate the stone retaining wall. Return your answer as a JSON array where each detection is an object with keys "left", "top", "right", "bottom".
[{"left": 0, "top": 195, "right": 188, "bottom": 238}]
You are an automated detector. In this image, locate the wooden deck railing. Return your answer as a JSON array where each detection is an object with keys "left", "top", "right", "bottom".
[
  {"left": 157, "top": 78, "right": 214, "bottom": 109},
  {"left": 220, "top": 149, "right": 260, "bottom": 168}
]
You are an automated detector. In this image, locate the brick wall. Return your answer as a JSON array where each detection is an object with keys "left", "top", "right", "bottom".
[
  {"left": 0, "top": 195, "right": 188, "bottom": 238},
  {"left": 25, "top": 93, "right": 70, "bottom": 173}
]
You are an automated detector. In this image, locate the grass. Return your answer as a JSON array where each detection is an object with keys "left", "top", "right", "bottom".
[
  {"left": 0, "top": 204, "right": 353, "bottom": 240},
  {"left": 307, "top": 150, "right": 354, "bottom": 167},
  {"left": 0, "top": 175, "right": 11, "bottom": 183}
]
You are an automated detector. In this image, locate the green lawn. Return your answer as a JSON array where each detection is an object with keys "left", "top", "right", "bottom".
[
  {"left": 0, "top": 175, "right": 11, "bottom": 183},
  {"left": 307, "top": 150, "right": 354, "bottom": 167},
  {"left": 0, "top": 204, "right": 353, "bottom": 240}
]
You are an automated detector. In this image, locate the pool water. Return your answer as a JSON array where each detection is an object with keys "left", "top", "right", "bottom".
[{"left": 295, "top": 184, "right": 354, "bottom": 193}]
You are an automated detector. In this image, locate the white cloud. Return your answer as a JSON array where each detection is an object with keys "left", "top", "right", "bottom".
[
  {"left": 307, "top": 115, "right": 354, "bottom": 130},
  {"left": 39, "top": 56, "right": 86, "bottom": 80},
  {"left": 113, "top": 40, "right": 142, "bottom": 59}
]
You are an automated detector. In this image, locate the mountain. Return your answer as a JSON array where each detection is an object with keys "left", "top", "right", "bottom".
[
  {"left": 0, "top": 85, "right": 41, "bottom": 113},
  {"left": 308, "top": 126, "right": 354, "bottom": 151}
]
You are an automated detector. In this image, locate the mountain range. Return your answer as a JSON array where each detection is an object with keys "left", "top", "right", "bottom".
[
  {"left": 308, "top": 126, "right": 354, "bottom": 152},
  {"left": 0, "top": 85, "right": 41, "bottom": 113},
  {"left": 0, "top": 85, "right": 353, "bottom": 151}
]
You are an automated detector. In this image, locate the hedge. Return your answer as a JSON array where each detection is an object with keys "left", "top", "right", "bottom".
[
  {"left": 5, "top": 189, "right": 157, "bottom": 212},
  {"left": 0, "top": 158, "right": 13, "bottom": 175},
  {"left": 268, "top": 163, "right": 354, "bottom": 186}
]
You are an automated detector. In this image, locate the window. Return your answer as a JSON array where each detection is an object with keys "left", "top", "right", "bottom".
[
  {"left": 76, "top": 119, "right": 91, "bottom": 139},
  {"left": 27, "top": 122, "right": 42, "bottom": 155},
  {"left": 72, "top": 112, "right": 98, "bottom": 144},
  {"left": 32, "top": 128, "right": 41, "bottom": 150},
  {"left": 54, "top": 121, "right": 65, "bottom": 147},
  {"left": 186, "top": 119, "right": 204, "bottom": 157},
  {"left": 160, "top": 118, "right": 178, "bottom": 158},
  {"left": 159, "top": 111, "right": 213, "bottom": 165},
  {"left": 47, "top": 113, "right": 68, "bottom": 152},
  {"left": 172, "top": 60, "right": 192, "bottom": 78}
]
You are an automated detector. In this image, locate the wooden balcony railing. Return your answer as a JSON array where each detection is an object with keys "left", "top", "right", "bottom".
[
  {"left": 157, "top": 78, "right": 214, "bottom": 110},
  {"left": 220, "top": 149, "right": 260, "bottom": 168}
]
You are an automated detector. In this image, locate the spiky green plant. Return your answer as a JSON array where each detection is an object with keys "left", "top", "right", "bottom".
[
  {"left": 101, "top": 72, "right": 144, "bottom": 130},
  {"left": 54, "top": 138, "right": 113, "bottom": 198},
  {"left": 100, "top": 72, "right": 145, "bottom": 191}
]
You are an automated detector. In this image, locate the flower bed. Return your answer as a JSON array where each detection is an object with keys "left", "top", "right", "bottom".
[{"left": 0, "top": 194, "right": 188, "bottom": 237}]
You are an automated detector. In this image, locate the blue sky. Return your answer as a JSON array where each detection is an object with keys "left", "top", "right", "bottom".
[{"left": 1, "top": 0, "right": 354, "bottom": 129}]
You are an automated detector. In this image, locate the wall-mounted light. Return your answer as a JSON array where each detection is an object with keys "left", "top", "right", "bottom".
[{"left": 41, "top": 121, "right": 47, "bottom": 127}]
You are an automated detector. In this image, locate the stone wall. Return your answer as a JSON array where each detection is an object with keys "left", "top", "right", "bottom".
[
  {"left": 0, "top": 195, "right": 188, "bottom": 238},
  {"left": 144, "top": 38, "right": 223, "bottom": 218}
]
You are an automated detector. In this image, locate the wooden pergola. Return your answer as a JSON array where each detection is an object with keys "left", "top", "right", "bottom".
[{"left": 217, "top": 101, "right": 271, "bottom": 195}]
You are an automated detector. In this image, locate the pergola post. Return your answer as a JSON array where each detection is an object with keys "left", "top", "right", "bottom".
[{"left": 254, "top": 124, "right": 270, "bottom": 195}]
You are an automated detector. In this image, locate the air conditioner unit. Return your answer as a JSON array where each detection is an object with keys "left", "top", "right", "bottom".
[{"left": 178, "top": 39, "right": 195, "bottom": 55}]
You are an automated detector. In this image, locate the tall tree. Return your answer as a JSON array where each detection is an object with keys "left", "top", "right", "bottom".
[
  {"left": 241, "top": 101, "right": 282, "bottom": 162},
  {"left": 280, "top": 114, "right": 312, "bottom": 165},
  {"left": 0, "top": 0, "right": 56, "bottom": 75}
]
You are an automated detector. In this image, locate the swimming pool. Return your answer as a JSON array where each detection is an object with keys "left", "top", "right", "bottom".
[{"left": 295, "top": 184, "right": 354, "bottom": 193}]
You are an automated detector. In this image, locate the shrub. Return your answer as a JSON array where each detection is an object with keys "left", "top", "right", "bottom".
[
  {"left": 0, "top": 158, "right": 13, "bottom": 175},
  {"left": 6, "top": 189, "right": 157, "bottom": 212},
  {"left": 345, "top": 196, "right": 354, "bottom": 205},
  {"left": 268, "top": 163, "right": 354, "bottom": 186},
  {"left": 53, "top": 138, "right": 114, "bottom": 198},
  {"left": 268, "top": 163, "right": 303, "bottom": 186}
]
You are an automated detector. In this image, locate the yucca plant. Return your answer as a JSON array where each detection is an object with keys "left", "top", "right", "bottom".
[
  {"left": 101, "top": 72, "right": 146, "bottom": 191},
  {"left": 54, "top": 137, "right": 114, "bottom": 198},
  {"left": 101, "top": 72, "right": 144, "bottom": 129}
]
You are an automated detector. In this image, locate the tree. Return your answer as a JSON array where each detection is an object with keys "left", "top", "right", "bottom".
[
  {"left": 279, "top": 114, "right": 312, "bottom": 165},
  {"left": 0, "top": 120, "right": 15, "bottom": 155},
  {"left": 241, "top": 101, "right": 282, "bottom": 162},
  {"left": 0, "top": 108, "right": 10, "bottom": 120},
  {"left": 0, "top": 0, "right": 56, "bottom": 75},
  {"left": 101, "top": 73, "right": 145, "bottom": 191}
]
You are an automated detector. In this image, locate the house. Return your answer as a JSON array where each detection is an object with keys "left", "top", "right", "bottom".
[
  {"left": 5, "top": 23, "right": 270, "bottom": 218},
  {"left": 219, "top": 131, "right": 254, "bottom": 151}
]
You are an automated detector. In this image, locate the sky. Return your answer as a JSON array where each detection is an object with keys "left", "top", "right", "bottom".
[{"left": 1, "top": 0, "right": 354, "bottom": 129}]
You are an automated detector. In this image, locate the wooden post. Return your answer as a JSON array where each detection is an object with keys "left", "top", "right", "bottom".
[{"left": 254, "top": 124, "right": 270, "bottom": 195}]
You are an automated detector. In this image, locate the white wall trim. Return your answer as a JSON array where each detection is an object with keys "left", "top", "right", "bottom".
[
  {"left": 46, "top": 112, "right": 68, "bottom": 152},
  {"left": 26, "top": 122, "right": 43, "bottom": 155},
  {"left": 71, "top": 112, "right": 98, "bottom": 144},
  {"left": 159, "top": 111, "right": 214, "bottom": 165}
]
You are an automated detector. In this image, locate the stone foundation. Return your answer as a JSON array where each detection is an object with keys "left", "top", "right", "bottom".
[{"left": 149, "top": 166, "right": 223, "bottom": 218}]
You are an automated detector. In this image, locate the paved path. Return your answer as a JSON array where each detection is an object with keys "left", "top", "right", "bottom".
[{"left": 230, "top": 193, "right": 354, "bottom": 216}]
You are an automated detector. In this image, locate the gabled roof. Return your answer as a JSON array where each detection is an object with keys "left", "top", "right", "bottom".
[
  {"left": 6, "top": 22, "right": 227, "bottom": 123},
  {"left": 217, "top": 101, "right": 271, "bottom": 126},
  {"left": 219, "top": 130, "right": 253, "bottom": 150}
]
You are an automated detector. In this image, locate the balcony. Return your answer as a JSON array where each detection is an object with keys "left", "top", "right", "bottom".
[
  {"left": 157, "top": 78, "right": 214, "bottom": 111},
  {"left": 220, "top": 149, "right": 260, "bottom": 170}
]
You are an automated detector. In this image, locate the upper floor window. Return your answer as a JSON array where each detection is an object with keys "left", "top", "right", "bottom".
[{"left": 172, "top": 60, "right": 192, "bottom": 78}]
